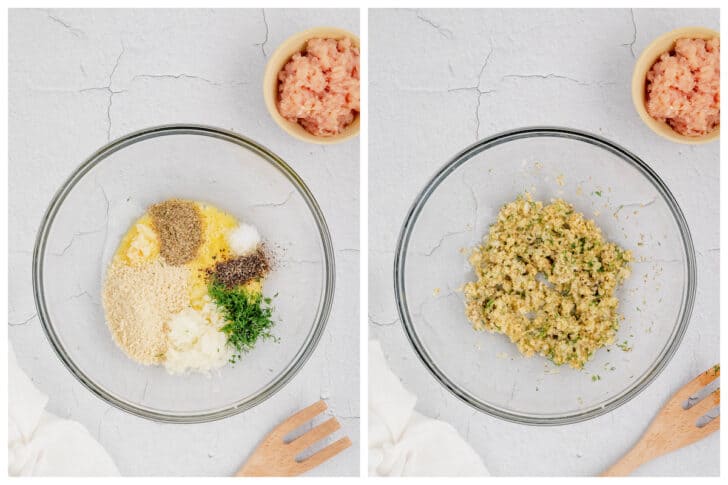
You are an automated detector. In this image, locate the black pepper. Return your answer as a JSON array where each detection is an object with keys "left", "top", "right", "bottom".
[{"left": 209, "top": 247, "right": 270, "bottom": 288}]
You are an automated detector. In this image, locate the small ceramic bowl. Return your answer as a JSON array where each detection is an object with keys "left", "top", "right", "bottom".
[
  {"left": 263, "top": 26, "right": 360, "bottom": 144},
  {"left": 631, "top": 26, "right": 720, "bottom": 144}
]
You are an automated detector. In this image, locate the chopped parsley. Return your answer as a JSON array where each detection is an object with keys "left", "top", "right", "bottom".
[
  {"left": 208, "top": 280, "right": 277, "bottom": 362},
  {"left": 617, "top": 340, "right": 632, "bottom": 352}
]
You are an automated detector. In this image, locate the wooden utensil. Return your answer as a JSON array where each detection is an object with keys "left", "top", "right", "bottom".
[
  {"left": 236, "top": 400, "right": 352, "bottom": 477},
  {"left": 603, "top": 365, "right": 720, "bottom": 476}
]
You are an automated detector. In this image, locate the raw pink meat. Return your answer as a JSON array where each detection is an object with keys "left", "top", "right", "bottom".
[
  {"left": 277, "top": 37, "right": 360, "bottom": 137},
  {"left": 646, "top": 37, "right": 720, "bottom": 137}
]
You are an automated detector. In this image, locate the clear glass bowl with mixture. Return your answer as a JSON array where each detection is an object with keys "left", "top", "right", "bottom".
[
  {"left": 33, "top": 125, "right": 335, "bottom": 423},
  {"left": 394, "top": 127, "right": 696, "bottom": 425}
]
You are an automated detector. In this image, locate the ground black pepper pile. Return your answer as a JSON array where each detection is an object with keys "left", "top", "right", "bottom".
[{"left": 209, "top": 247, "right": 270, "bottom": 288}]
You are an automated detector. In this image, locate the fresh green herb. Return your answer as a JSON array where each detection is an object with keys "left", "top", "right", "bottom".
[
  {"left": 591, "top": 374, "right": 601, "bottom": 382},
  {"left": 208, "top": 280, "right": 277, "bottom": 362},
  {"left": 617, "top": 340, "right": 632, "bottom": 352},
  {"left": 593, "top": 190, "right": 602, "bottom": 197},
  {"left": 485, "top": 299, "right": 496, "bottom": 310}
]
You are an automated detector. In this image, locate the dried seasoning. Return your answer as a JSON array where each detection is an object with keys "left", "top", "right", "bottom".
[
  {"left": 149, "top": 199, "right": 203, "bottom": 265},
  {"left": 208, "top": 247, "right": 270, "bottom": 288}
]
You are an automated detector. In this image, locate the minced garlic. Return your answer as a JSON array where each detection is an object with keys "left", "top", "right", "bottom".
[{"left": 126, "top": 222, "right": 158, "bottom": 264}]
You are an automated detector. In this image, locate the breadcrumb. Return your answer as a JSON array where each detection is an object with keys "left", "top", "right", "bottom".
[{"left": 463, "top": 194, "right": 632, "bottom": 369}]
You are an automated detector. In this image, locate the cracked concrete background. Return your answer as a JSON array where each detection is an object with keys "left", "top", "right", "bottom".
[
  {"left": 9, "top": 8, "right": 359, "bottom": 476},
  {"left": 369, "top": 8, "right": 718, "bottom": 476}
]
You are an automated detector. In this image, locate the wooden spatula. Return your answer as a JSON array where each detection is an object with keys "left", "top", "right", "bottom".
[
  {"left": 603, "top": 365, "right": 720, "bottom": 476},
  {"left": 235, "top": 400, "right": 352, "bottom": 476}
]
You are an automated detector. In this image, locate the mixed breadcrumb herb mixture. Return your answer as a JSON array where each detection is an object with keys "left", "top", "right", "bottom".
[{"left": 463, "top": 194, "right": 632, "bottom": 369}]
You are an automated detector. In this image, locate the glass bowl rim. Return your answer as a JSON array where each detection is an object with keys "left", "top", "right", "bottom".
[
  {"left": 393, "top": 126, "right": 696, "bottom": 426},
  {"left": 32, "top": 124, "right": 336, "bottom": 423}
]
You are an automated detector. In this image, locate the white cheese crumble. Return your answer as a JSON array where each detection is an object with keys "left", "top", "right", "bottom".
[{"left": 164, "top": 302, "right": 231, "bottom": 375}]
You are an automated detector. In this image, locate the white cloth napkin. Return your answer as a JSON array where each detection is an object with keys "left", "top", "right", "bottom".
[
  {"left": 8, "top": 343, "right": 119, "bottom": 476},
  {"left": 368, "top": 340, "right": 488, "bottom": 476}
]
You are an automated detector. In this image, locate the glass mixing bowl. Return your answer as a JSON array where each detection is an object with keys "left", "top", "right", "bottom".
[
  {"left": 33, "top": 125, "right": 335, "bottom": 423},
  {"left": 394, "top": 127, "right": 695, "bottom": 425}
]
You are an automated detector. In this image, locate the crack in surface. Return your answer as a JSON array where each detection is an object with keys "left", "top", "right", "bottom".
[
  {"left": 105, "top": 46, "right": 125, "bottom": 141},
  {"left": 52, "top": 228, "right": 104, "bottom": 256},
  {"left": 68, "top": 290, "right": 92, "bottom": 301},
  {"left": 78, "top": 44, "right": 125, "bottom": 141},
  {"left": 507, "top": 379, "right": 518, "bottom": 404},
  {"left": 501, "top": 73, "right": 614, "bottom": 86},
  {"left": 447, "top": 42, "right": 494, "bottom": 140},
  {"left": 47, "top": 13, "right": 83, "bottom": 38},
  {"left": 369, "top": 315, "right": 398, "bottom": 327},
  {"left": 415, "top": 11, "right": 453, "bottom": 39},
  {"left": 141, "top": 380, "right": 150, "bottom": 402},
  {"left": 336, "top": 248, "right": 360, "bottom": 254},
  {"left": 90, "top": 179, "right": 112, "bottom": 285},
  {"left": 423, "top": 229, "right": 469, "bottom": 256},
  {"left": 467, "top": 180, "right": 479, "bottom": 225},
  {"left": 250, "top": 191, "right": 295, "bottom": 208},
  {"left": 132, "top": 73, "right": 221, "bottom": 86},
  {"left": 9, "top": 313, "right": 37, "bottom": 327},
  {"left": 254, "top": 8, "right": 270, "bottom": 57},
  {"left": 622, "top": 8, "right": 637, "bottom": 58},
  {"left": 613, "top": 196, "right": 657, "bottom": 216}
]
